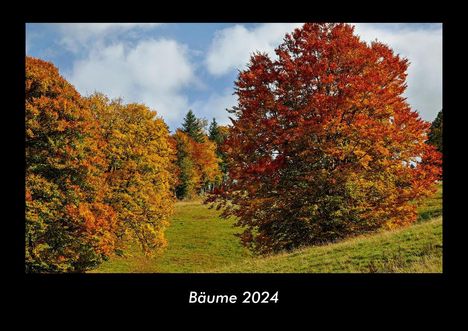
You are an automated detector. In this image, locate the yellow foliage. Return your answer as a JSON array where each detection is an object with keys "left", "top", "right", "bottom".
[{"left": 88, "top": 93, "right": 176, "bottom": 254}]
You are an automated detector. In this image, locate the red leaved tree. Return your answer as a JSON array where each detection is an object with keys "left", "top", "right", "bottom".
[{"left": 210, "top": 23, "right": 442, "bottom": 254}]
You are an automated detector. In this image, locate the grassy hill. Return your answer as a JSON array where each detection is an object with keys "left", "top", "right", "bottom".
[
  {"left": 93, "top": 184, "right": 442, "bottom": 273},
  {"left": 416, "top": 183, "right": 442, "bottom": 222},
  {"left": 212, "top": 217, "right": 442, "bottom": 273}
]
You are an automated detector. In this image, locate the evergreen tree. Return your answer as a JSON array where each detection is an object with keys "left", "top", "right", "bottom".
[
  {"left": 427, "top": 109, "right": 442, "bottom": 153},
  {"left": 182, "top": 109, "right": 206, "bottom": 143},
  {"left": 209, "top": 118, "right": 220, "bottom": 142},
  {"left": 208, "top": 118, "right": 229, "bottom": 180}
]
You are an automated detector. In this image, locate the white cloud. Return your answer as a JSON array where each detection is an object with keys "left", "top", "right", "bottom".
[
  {"left": 66, "top": 38, "right": 195, "bottom": 125},
  {"left": 352, "top": 23, "right": 442, "bottom": 122},
  {"left": 190, "top": 89, "right": 238, "bottom": 126},
  {"left": 205, "top": 23, "right": 442, "bottom": 122},
  {"left": 39, "top": 23, "right": 441, "bottom": 131},
  {"left": 201, "top": 23, "right": 302, "bottom": 124},
  {"left": 56, "top": 23, "right": 163, "bottom": 52},
  {"left": 205, "top": 23, "right": 303, "bottom": 76}
]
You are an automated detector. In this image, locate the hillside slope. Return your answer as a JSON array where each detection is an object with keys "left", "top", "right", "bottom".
[
  {"left": 211, "top": 217, "right": 442, "bottom": 273},
  {"left": 94, "top": 184, "right": 442, "bottom": 273}
]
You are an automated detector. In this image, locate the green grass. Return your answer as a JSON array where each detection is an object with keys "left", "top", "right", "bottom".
[
  {"left": 416, "top": 182, "right": 443, "bottom": 222},
  {"left": 211, "top": 217, "right": 442, "bottom": 273},
  {"left": 92, "top": 183, "right": 442, "bottom": 273},
  {"left": 92, "top": 199, "right": 251, "bottom": 273}
]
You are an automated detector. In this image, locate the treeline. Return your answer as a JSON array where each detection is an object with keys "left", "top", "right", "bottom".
[
  {"left": 173, "top": 110, "right": 228, "bottom": 199},
  {"left": 25, "top": 57, "right": 226, "bottom": 272}
]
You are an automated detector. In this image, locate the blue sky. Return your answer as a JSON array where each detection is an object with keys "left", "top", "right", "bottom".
[{"left": 26, "top": 23, "right": 442, "bottom": 132}]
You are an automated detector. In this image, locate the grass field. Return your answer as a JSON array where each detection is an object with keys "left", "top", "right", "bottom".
[
  {"left": 93, "top": 200, "right": 251, "bottom": 273},
  {"left": 213, "top": 217, "right": 442, "bottom": 273},
  {"left": 416, "top": 183, "right": 443, "bottom": 222},
  {"left": 93, "top": 184, "right": 442, "bottom": 273}
]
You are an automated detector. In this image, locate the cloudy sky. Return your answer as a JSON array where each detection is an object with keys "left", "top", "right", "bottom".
[{"left": 26, "top": 23, "right": 442, "bottom": 131}]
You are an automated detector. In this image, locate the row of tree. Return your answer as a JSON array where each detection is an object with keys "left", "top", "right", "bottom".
[
  {"left": 25, "top": 57, "right": 225, "bottom": 272},
  {"left": 173, "top": 110, "right": 228, "bottom": 199}
]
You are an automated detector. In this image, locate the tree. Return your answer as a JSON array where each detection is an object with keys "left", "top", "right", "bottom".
[
  {"left": 208, "top": 118, "right": 220, "bottom": 142},
  {"left": 427, "top": 109, "right": 442, "bottom": 153},
  {"left": 182, "top": 109, "right": 207, "bottom": 143},
  {"left": 173, "top": 129, "right": 199, "bottom": 199},
  {"left": 87, "top": 93, "right": 176, "bottom": 254},
  {"left": 208, "top": 118, "right": 229, "bottom": 179},
  {"left": 192, "top": 135, "right": 222, "bottom": 191},
  {"left": 26, "top": 56, "right": 177, "bottom": 272},
  {"left": 209, "top": 23, "right": 442, "bottom": 254},
  {"left": 26, "top": 57, "right": 116, "bottom": 272},
  {"left": 173, "top": 129, "right": 221, "bottom": 199}
]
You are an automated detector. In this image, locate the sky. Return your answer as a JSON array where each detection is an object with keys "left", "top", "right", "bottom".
[{"left": 26, "top": 23, "right": 443, "bottom": 132}]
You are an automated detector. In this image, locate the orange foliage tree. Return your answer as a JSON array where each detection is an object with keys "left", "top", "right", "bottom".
[
  {"left": 87, "top": 93, "right": 176, "bottom": 255},
  {"left": 26, "top": 57, "right": 177, "bottom": 272},
  {"left": 173, "top": 129, "right": 221, "bottom": 199},
  {"left": 192, "top": 135, "right": 222, "bottom": 190},
  {"left": 26, "top": 57, "right": 117, "bottom": 272},
  {"left": 210, "top": 23, "right": 442, "bottom": 254}
]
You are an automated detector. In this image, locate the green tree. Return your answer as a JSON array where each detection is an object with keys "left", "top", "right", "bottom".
[
  {"left": 208, "top": 118, "right": 220, "bottom": 142},
  {"left": 173, "top": 130, "right": 198, "bottom": 199},
  {"left": 208, "top": 118, "right": 229, "bottom": 179},
  {"left": 182, "top": 109, "right": 206, "bottom": 143},
  {"left": 427, "top": 109, "right": 442, "bottom": 153}
]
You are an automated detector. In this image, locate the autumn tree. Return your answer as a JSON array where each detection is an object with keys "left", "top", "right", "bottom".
[
  {"left": 87, "top": 93, "right": 176, "bottom": 254},
  {"left": 427, "top": 109, "right": 442, "bottom": 153},
  {"left": 173, "top": 129, "right": 221, "bottom": 199},
  {"left": 182, "top": 109, "right": 207, "bottom": 143},
  {"left": 26, "top": 57, "right": 117, "bottom": 272},
  {"left": 210, "top": 23, "right": 442, "bottom": 254},
  {"left": 192, "top": 134, "right": 223, "bottom": 192}
]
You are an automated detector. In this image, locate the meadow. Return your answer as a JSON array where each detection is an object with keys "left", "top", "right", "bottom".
[
  {"left": 93, "top": 183, "right": 443, "bottom": 273},
  {"left": 214, "top": 217, "right": 442, "bottom": 273},
  {"left": 93, "top": 200, "right": 251, "bottom": 273}
]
